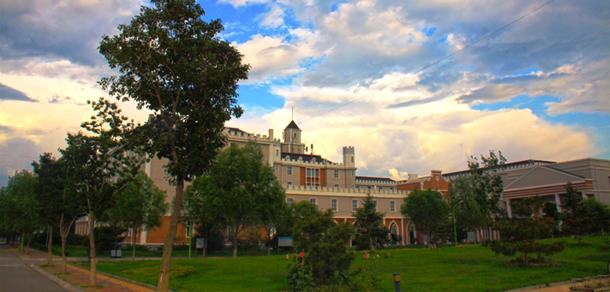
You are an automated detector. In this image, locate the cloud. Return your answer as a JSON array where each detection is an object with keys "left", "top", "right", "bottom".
[
  {"left": 235, "top": 29, "right": 322, "bottom": 83},
  {"left": 259, "top": 3, "right": 285, "bottom": 27},
  {"left": 0, "top": 0, "right": 142, "bottom": 67},
  {"left": 0, "top": 83, "right": 36, "bottom": 102},
  {"left": 457, "top": 84, "right": 525, "bottom": 104},
  {"left": 218, "top": 0, "right": 270, "bottom": 7}
]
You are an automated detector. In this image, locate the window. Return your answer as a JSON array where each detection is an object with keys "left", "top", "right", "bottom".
[
  {"left": 276, "top": 149, "right": 279, "bottom": 156},
  {"left": 334, "top": 184, "right": 340, "bottom": 188},
  {"left": 390, "top": 201, "right": 396, "bottom": 212},
  {"left": 287, "top": 181, "right": 292, "bottom": 186},
  {"left": 351, "top": 157, "right": 354, "bottom": 163},
  {"left": 352, "top": 170, "right": 355, "bottom": 176},
  {"left": 275, "top": 165, "right": 279, "bottom": 171},
  {"left": 379, "top": 187, "right": 383, "bottom": 190},
  {"left": 331, "top": 199, "right": 338, "bottom": 211},
  {"left": 306, "top": 168, "right": 319, "bottom": 177},
  {"left": 352, "top": 200, "right": 358, "bottom": 212},
  {"left": 287, "top": 166, "right": 292, "bottom": 175},
  {"left": 287, "top": 198, "right": 293, "bottom": 204},
  {"left": 310, "top": 198, "right": 317, "bottom": 205},
  {"left": 334, "top": 169, "right": 339, "bottom": 178},
  {"left": 293, "top": 133, "right": 297, "bottom": 139}
]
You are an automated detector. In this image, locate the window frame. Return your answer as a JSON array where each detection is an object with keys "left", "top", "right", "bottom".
[{"left": 331, "top": 198, "right": 338, "bottom": 212}]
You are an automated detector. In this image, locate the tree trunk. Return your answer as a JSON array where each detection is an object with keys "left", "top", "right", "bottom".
[
  {"left": 25, "top": 235, "right": 31, "bottom": 254},
  {"left": 47, "top": 227, "right": 53, "bottom": 265},
  {"left": 202, "top": 238, "right": 206, "bottom": 258},
  {"left": 88, "top": 213, "right": 97, "bottom": 287},
  {"left": 157, "top": 179, "right": 184, "bottom": 292},
  {"left": 369, "top": 236, "right": 374, "bottom": 251},
  {"left": 132, "top": 226, "right": 137, "bottom": 261},
  {"left": 233, "top": 232, "right": 238, "bottom": 258}
]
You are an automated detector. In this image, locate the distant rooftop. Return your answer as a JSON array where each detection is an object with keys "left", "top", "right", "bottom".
[
  {"left": 356, "top": 176, "right": 405, "bottom": 183},
  {"left": 281, "top": 152, "right": 333, "bottom": 164},
  {"left": 285, "top": 120, "right": 300, "bottom": 130},
  {"left": 443, "top": 159, "right": 556, "bottom": 178}
]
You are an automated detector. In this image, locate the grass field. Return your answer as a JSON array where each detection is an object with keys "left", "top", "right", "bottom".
[{"left": 84, "top": 236, "right": 609, "bottom": 291}]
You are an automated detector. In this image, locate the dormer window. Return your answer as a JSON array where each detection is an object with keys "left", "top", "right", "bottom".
[{"left": 293, "top": 133, "right": 297, "bottom": 139}]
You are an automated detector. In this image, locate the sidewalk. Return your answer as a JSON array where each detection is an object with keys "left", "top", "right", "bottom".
[{"left": 13, "top": 247, "right": 156, "bottom": 292}]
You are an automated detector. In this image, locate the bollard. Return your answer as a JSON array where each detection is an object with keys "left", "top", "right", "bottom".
[{"left": 394, "top": 272, "right": 401, "bottom": 292}]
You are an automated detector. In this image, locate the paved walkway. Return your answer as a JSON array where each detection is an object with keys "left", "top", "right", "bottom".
[
  {"left": 0, "top": 246, "right": 69, "bottom": 292},
  {"left": 4, "top": 246, "right": 155, "bottom": 292}
]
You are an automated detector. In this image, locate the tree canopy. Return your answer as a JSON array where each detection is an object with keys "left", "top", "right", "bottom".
[
  {"left": 185, "top": 143, "right": 285, "bottom": 257},
  {"left": 401, "top": 189, "right": 449, "bottom": 247},
  {"left": 99, "top": 1, "right": 249, "bottom": 288}
]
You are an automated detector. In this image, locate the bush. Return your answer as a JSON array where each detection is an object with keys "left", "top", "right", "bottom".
[{"left": 288, "top": 201, "right": 355, "bottom": 289}]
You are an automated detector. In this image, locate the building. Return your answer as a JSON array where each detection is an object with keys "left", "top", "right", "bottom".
[
  {"left": 75, "top": 120, "right": 424, "bottom": 246},
  {"left": 443, "top": 158, "right": 610, "bottom": 217}
]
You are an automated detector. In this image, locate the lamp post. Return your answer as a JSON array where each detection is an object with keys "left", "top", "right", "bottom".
[{"left": 393, "top": 272, "right": 401, "bottom": 292}]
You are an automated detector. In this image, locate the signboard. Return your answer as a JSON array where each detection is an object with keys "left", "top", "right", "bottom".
[
  {"left": 278, "top": 236, "right": 293, "bottom": 247},
  {"left": 196, "top": 238, "right": 206, "bottom": 249}
]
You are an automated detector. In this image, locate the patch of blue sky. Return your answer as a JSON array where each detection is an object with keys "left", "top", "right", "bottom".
[
  {"left": 437, "top": 35, "right": 448, "bottom": 43},
  {"left": 511, "top": 65, "right": 540, "bottom": 76},
  {"left": 237, "top": 83, "right": 285, "bottom": 109},
  {"left": 330, "top": 1, "right": 348, "bottom": 12},
  {"left": 422, "top": 27, "right": 437, "bottom": 37},
  {"left": 299, "top": 55, "right": 326, "bottom": 71}
]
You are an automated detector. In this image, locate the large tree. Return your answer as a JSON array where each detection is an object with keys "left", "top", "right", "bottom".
[
  {"left": 401, "top": 189, "right": 449, "bottom": 247},
  {"left": 185, "top": 143, "right": 286, "bottom": 257},
  {"left": 32, "top": 153, "right": 84, "bottom": 270},
  {"left": 105, "top": 171, "right": 168, "bottom": 260},
  {"left": 60, "top": 98, "right": 140, "bottom": 286},
  {"left": 449, "top": 150, "right": 506, "bottom": 236},
  {"left": 353, "top": 193, "right": 389, "bottom": 251},
  {"left": 98, "top": 1, "right": 249, "bottom": 289}
]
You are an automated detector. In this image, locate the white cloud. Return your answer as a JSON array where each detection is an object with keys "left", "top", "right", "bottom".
[
  {"left": 260, "top": 4, "right": 285, "bottom": 27},
  {"left": 218, "top": 0, "right": 270, "bottom": 7},
  {"left": 235, "top": 30, "right": 321, "bottom": 83}
]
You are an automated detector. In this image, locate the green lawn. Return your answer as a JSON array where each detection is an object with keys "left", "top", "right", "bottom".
[{"left": 86, "top": 236, "right": 609, "bottom": 291}]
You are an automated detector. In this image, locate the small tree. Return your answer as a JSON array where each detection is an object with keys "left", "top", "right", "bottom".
[
  {"left": 353, "top": 193, "right": 389, "bottom": 251},
  {"left": 185, "top": 143, "right": 286, "bottom": 257},
  {"left": 32, "top": 153, "right": 85, "bottom": 270},
  {"left": 560, "top": 182, "right": 589, "bottom": 244},
  {"left": 485, "top": 196, "right": 564, "bottom": 265},
  {"left": 99, "top": 1, "right": 249, "bottom": 288},
  {"left": 60, "top": 98, "right": 140, "bottom": 286},
  {"left": 583, "top": 198, "right": 610, "bottom": 234},
  {"left": 105, "top": 171, "right": 168, "bottom": 260},
  {"left": 289, "top": 201, "right": 354, "bottom": 289},
  {"left": 0, "top": 170, "right": 42, "bottom": 254},
  {"left": 401, "top": 189, "right": 449, "bottom": 248}
]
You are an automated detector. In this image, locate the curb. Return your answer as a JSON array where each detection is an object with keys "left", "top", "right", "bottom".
[{"left": 29, "top": 264, "right": 84, "bottom": 292}]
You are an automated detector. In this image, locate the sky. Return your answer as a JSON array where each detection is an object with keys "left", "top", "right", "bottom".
[{"left": 1, "top": 0, "right": 609, "bottom": 186}]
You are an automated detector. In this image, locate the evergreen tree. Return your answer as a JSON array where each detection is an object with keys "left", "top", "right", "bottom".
[
  {"left": 485, "top": 196, "right": 564, "bottom": 265},
  {"left": 353, "top": 193, "right": 389, "bottom": 251}
]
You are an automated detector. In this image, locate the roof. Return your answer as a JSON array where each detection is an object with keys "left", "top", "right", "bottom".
[
  {"left": 285, "top": 120, "right": 300, "bottom": 130},
  {"left": 226, "top": 127, "right": 248, "bottom": 136},
  {"left": 281, "top": 152, "right": 332, "bottom": 163},
  {"left": 356, "top": 176, "right": 403, "bottom": 183},
  {"left": 443, "top": 159, "right": 557, "bottom": 178}
]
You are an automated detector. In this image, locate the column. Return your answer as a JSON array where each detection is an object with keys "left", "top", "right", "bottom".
[{"left": 554, "top": 194, "right": 562, "bottom": 213}]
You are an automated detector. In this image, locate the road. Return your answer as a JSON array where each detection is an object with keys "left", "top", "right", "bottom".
[{"left": 0, "top": 246, "right": 68, "bottom": 292}]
